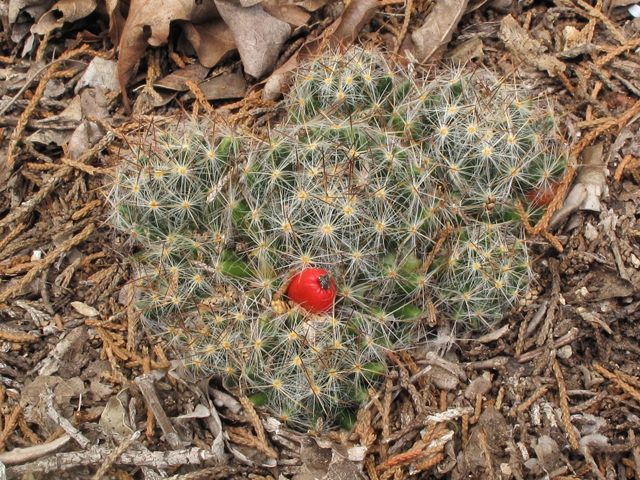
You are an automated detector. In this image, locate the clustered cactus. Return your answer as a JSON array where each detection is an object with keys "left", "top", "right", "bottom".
[{"left": 109, "top": 47, "right": 564, "bottom": 430}]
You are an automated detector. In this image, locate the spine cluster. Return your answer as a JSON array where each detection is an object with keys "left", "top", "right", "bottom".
[{"left": 109, "top": 47, "right": 564, "bottom": 429}]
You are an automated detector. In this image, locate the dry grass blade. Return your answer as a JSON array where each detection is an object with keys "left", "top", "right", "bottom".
[
  {"left": 554, "top": 360, "right": 580, "bottom": 451},
  {"left": 594, "top": 364, "right": 640, "bottom": 403},
  {"left": 238, "top": 396, "right": 278, "bottom": 459},
  {"left": 477, "top": 427, "right": 495, "bottom": 480},
  {"left": 0, "top": 223, "right": 95, "bottom": 303},
  {"left": 0, "top": 132, "right": 114, "bottom": 229},
  {"left": 0, "top": 329, "right": 38, "bottom": 343},
  {"left": 91, "top": 431, "right": 140, "bottom": 480},
  {"left": 575, "top": 0, "right": 626, "bottom": 44},
  {"left": 516, "top": 385, "right": 549, "bottom": 413},
  {"left": 5, "top": 45, "right": 91, "bottom": 170},
  {"left": 0, "top": 405, "right": 22, "bottom": 452},
  {"left": 0, "top": 224, "right": 27, "bottom": 256},
  {"left": 596, "top": 37, "right": 640, "bottom": 67}
]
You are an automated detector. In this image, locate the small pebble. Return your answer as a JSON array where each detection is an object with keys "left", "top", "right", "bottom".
[{"left": 557, "top": 345, "right": 572, "bottom": 359}]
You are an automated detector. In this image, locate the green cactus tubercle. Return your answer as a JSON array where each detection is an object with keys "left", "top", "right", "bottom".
[{"left": 109, "top": 47, "right": 563, "bottom": 430}]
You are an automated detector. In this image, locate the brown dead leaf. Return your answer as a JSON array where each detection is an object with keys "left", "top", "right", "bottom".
[
  {"left": 100, "top": 394, "right": 134, "bottom": 437},
  {"left": 214, "top": 0, "right": 291, "bottom": 79},
  {"left": 409, "top": 0, "right": 468, "bottom": 62},
  {"left": 327, "top": 0, "right": 379, "bottom": 45},
  {"left": 446, "top": 37, "right": 484, "bottom": 61},
  {"left": 70, "top": 301, "right": 100, "bottom": 317},
  {"left": 104, "top": 0, "right": 125, "bottom": 46},
  {"left": 184, "top": 72, "right": 247, "bottom": 100},
  {"left": 8, "top": 0, "right": 55, "bottom": 24},
  {"left": 498, "top": 15, "right": 566, "bottom": 77},
  {"left": 262, "top": 0, "right": 378, "bottom": 100},
  {"left": 181, "top": 19, "right": 237, "bottom": 68},
  {"left": 262, "top": 3, "right": 310, "bottom": 27},
  {"left": 76, "top": 57, "right": 120, "bottom": 93},
  {"left": 574, "top": 143, "right": 607, "bottom": 212},
  {"left": 32, "top": 0, "right": 97, "bottom": 34},
  {"left": 262, "top": 52, "right": 300, "bottom": 101},
  {"left": 117, "top": 0, "right": 219, "bottom": 110},
  {"left": 155, "top": 62, "right": 210, "bottom": 91},
  {"left": 299, "top": 0, "right": 329, "bottom": 11}
]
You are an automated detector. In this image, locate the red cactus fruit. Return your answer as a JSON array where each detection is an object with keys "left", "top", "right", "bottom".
[{"left": 287, "top": 268, "right": 336, "bottom": 313}]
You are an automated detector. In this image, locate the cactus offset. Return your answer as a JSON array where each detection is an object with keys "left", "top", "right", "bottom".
[{"left": 108, "top": 47, "right": 563, "bottom": 429}]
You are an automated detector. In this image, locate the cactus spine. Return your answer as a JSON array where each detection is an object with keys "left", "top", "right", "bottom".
[{"left": 109, "top": 47, "right": 564, "bottom": 429}]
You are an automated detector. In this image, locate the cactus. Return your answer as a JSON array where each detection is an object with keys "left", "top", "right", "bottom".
[{"left": 108, "top": 47, "right": 563, "bottom": 430}]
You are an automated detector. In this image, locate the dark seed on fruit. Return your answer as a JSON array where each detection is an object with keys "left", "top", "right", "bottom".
[{"left": 318, "top": 273, "right": 332, "bottom": 290}]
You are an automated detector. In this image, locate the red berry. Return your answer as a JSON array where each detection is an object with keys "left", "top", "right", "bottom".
[
  {"left": 525, "top": 182, "right": 559, "bottom": 207},
  {"left": 287, "top": 268, "right": 336, "bottom": 314}
]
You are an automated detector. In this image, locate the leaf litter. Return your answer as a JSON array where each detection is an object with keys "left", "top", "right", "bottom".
[{"left": 1, "top": 0, "right": 640, "bottom": 479}]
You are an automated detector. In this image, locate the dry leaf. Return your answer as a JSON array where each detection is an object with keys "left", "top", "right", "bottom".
[
  {"left": 155, "top": 62, "right": 210, "bottom": 91},
  {"left": 32, "top": 0, "right": 97, "bottom": 34},
  {"left": 8, "top": 0, "right": 54, "bottom": 24},
  {"left": 214, "top": 0, "right": 291, "bottom": 79},
  {"left": 548, "top": 183, "right": 587, "bottom": 230},
  {"left": 27, "top": 127, "right": 75, "bottom": 146},
  {"left": 262, "top": 3, "right": 310, "bottom": 27},
  {"left": 300, "top": 0, "right": 330, "bottom": 11},
  {"left": 446, "top": 37, "right": 484, "bottom": 61},
  {"left": 327, "top": 0, "right": 379, "bottom": 45},
  {"left": 70, "top": 301, "right": 100, "bottom": 317},
  {"left": 181, "top": 19, "right": 237, "bottom": 68},
  {"left": 533, "top": 436, "right": 562, "bottom": 473},
  {"left": 28, "top": 95, "right": 82, "bottom": 146},
  {"left": 75, "top": 57, "right": 120, "bottom": 94},
  {"left": 262, "top": 0, "right": 378, "bottom": 100},
  {"left": 65, "top": 88, "right": 109, "bottom": 160},
  {"left": 262, "top": 53, "right": 299, "bottom": 101},
  {"left": 563, "top": 20, "right": 595, "bottom": 50},
  {"left": 117, "top": 0, "right": 220, "bottom": 108},
  {"left": 104, "top": 0, "right": 125, "bottom": 46},
  {"left": 183, "top": 73, "right": 247, "bottom": 100},
  {"left": 499, "top": 15, "right": 565, "bottom": 77},
  {"left": 409, "top": 0, "right": 468, "bottom": 62},
  {"left": 100, "top": 394, "right": 134, "bottom": 437},
  {"left": 575, "top": 143, "right": 607, "bottom": 212},
  {"left": 261, "top": 0, "right": 375, "bottom": 100}
]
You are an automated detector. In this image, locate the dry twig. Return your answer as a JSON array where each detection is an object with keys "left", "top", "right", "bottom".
[
  {"left": 594, "top": 364, "right": 640, "bottom": 403},
  {"left": 6, "top": 445, "right": 218, "bottom": 479},
  {"left": 0, "top": 435, "right": 70, "bottom": 465},
  {"left": 134, "top": 374, "right": 182, "bottom": 450},
  {"left": 554, "top": 360, "right": 579, "bottom": 450},
  {"left": 44, "top": 395, "right": 90, "bottom": 449},
  {"left": 0, "top": 405, "right": 22, "bottom": 452},
  {"left": 394, "top": 0, "right": 413, "bottom": 53},
  {"left": 576, "top": 0, "right": 626, "bottom": 44}
]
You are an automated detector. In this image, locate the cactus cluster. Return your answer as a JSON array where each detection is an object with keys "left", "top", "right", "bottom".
[{"left": 109, "top": 47, "right": 564, "bottom": 430}]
